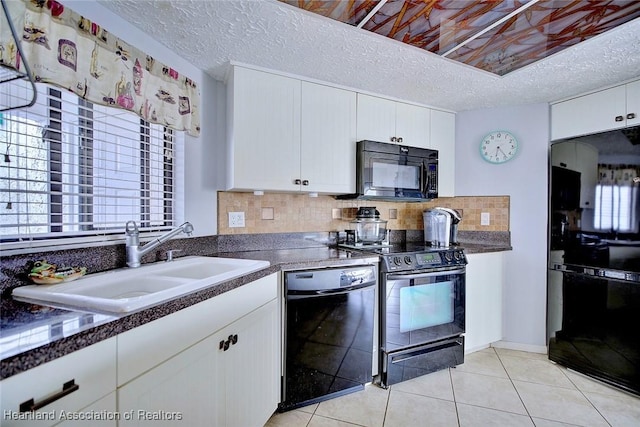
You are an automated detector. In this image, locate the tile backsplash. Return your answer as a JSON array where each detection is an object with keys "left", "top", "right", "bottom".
[{"left": 218, "top": 192, "right": 509, "bottom": 234}]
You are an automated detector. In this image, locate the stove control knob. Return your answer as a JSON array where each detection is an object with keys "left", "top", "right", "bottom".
[
  {"left": 444, "top": 252, "right": 453, "bottom": 262},
  {"left": 393, "top": 256, "right": 402, "bottom": 266},
  {"left": 404, "top": 256, "right": 413, "bottom": 265},
  {"left": 453, "top": 251, "right": 461, "bottom": 260}
]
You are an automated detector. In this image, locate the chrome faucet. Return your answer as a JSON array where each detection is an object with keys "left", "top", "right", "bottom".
[{"left": 125, "top": 221, "right": 194, "bottom": 268}]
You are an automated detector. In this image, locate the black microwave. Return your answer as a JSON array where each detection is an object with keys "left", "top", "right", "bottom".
[{"left": 339, "top": 140, "right": 438, "bottom": 201}]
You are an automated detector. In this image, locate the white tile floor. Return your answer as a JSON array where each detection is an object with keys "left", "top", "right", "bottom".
[{"left": 266, "top": 347, "right": 640, "bottom": 427}]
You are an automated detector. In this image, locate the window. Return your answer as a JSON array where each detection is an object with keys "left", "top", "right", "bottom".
[
  {"left": 594, "top": 184, "right": 638, "bottom": 233},
  {"left": 1, "top": 82, "right": 183, "bottom": 245}
]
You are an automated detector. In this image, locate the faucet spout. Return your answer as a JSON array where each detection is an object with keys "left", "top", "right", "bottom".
[{"left": 125, "top": 221, "right": 194, "bottom": 268}]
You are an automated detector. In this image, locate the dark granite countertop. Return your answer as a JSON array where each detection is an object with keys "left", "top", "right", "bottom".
[
  {"left": 1, "top": 236, "right": 509, "bottom": 379},
  {"left": 0, "top": 247, "right": 377, "bottom": 379}
]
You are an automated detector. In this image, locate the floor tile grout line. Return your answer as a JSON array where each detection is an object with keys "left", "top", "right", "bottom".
[
  {"left": 492, "top": 347, "right": 536, "bottom": 424},
  {"left": 558, "top": 368, "right": 614, "bottom": 427},
  {"left": 449, "top": 367, "right": 462, "bottom": 427}
]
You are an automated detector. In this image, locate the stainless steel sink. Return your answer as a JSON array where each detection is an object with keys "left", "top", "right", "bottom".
[{"left": 12, "top": 256, "right": 270, "bottom": 314}]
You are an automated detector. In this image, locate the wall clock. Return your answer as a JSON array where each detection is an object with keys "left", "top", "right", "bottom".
[{"left": 480, "top": 130, "right": 519, "bottom": 163}]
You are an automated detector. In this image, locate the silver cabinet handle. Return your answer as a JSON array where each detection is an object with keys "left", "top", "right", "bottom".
[
  {"left": 302, "top": 180, "right": 309, "bottom": 186},
  {"left": 627, "top": 113, "right": 636, "bottom": 120},
  {"left": 294, "top": 179, "right": 301, "bottom": 185},
  {"left": 397, "top": 137, "right": 403, "bottom": 143},
  {"left": 390, "top": 136, "right": 397, "bottom": 142},
  {"left": 615, "top": 115, "right": 624, "bottom": 122}
]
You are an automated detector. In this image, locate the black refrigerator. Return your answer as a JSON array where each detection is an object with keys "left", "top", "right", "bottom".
[{"left": 547, "top": 129, "right": 640, "bottom": 396}]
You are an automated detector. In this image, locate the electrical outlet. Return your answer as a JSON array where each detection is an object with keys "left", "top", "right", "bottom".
[
  {"left": 228, "top": 211, "right": 245, "bottom": 228},
  {"left": 481, "top": 212, "right": 491, "bottom": 226}
]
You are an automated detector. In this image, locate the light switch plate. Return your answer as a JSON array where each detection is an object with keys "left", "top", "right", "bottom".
[
  {"left": 481, "top": 212, "right": 490, "bottom": 226},
  {"left": 228, "top": 212, "right": 245, "bottom": 228}
]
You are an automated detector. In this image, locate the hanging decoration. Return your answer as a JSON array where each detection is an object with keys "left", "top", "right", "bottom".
[
  {"left": 598, "top": 164, "right": 640, "bottom": 186},
  {"left": 0, "top": 0, "right": 201, "bottom": 136}
]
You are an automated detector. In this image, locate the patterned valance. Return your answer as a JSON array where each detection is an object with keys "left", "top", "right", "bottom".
[
  {"left": 1, "top": 0, "right": 201, "bottom": 136},
  {"left": 598, "top": 164, "right": 640, "bottom": 186}
]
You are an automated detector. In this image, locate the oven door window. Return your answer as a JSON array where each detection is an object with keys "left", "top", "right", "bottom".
[{"left": 400, "top": 280, "right": 454, "bottom": 332}]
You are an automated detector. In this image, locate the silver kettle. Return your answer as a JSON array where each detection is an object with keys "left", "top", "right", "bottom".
[{"left": 423, "top": 207, "right": 462, "bottom": 247}]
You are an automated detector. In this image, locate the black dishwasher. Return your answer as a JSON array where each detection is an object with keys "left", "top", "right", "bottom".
[{"left": 279, "top": 265, "right": 377, "bottom": 411}]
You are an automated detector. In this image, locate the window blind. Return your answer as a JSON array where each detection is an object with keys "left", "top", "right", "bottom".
[
  {"left": 1, "top": 79, "right": 182, "bottom": 244},
  {"left": 594, "top": 184, "right": 638, "bottom": 232}
]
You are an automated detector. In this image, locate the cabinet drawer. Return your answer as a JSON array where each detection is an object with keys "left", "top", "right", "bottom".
[
  {"left": 117, "top": 273, "right": 278, "bottom": 386},
  {"left": 0, "top": 338, "right": 116, "bottom": 427}
]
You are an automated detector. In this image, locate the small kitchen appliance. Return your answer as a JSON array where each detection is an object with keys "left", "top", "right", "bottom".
[
  {"left": 345, "top": 207, "right": 388, "bottom": 246},
  {"left": 423, "top": 207, "right": 462, "bottom": 247}
]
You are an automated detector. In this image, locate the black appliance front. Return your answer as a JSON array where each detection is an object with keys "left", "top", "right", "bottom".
[
  {"left": 378, "top": 266, "right": 466, "bottom": 387},
  {"left": 279, "top": 267, "right": 376, "bottom": 411},
  {"left": 339, "top": 140, "right": 438, "bottom": 201},
  {"left": 548, "top": 271, "right": 640, "bottom": 396}
]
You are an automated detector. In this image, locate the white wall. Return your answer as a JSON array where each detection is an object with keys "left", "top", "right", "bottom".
[
  {"left": 456, "top": 104, "right": 549, "bottom": 350},
  {"left": 67, "top": 1, "right": 220, "bottom": 237}
]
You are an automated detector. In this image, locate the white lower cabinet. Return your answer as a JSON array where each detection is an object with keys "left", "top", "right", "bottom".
[
  {"left": 465, "top": 252, "right": 505, "bottom": 352},
  {"left": 214, "top": 299, "right": 280, "bottom": 427},
  {"left": 118, "top": 299, "right": 279, "bottom": 427},
  {"left": 117, "top": 273, "right": 280, "bottom": 427},
  {"left": 56, "top": 393, "right": 117, "bottom": 427},
  {"left": 0, "top": 338, "right": 117, "bottom": 427}
]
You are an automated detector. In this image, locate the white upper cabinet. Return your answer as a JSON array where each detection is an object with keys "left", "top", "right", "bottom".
[
  {"left": 626, "top": 79, "right": 640, "bottom": 127},
  {"left": 430, "top": 109, "right": 456, "bottom": 197},
  {"left": 300, "top": 82, "right": 357, "bottom": 194},
  {"left": 356, "top": 93, "right": 430, "bottom": 148},
  {"left": 551, "top": 79, "right": 639, "bottom": 140},
  {"left": 227, "top": 66, "right": 301, "bottom": 192},
  {"left": 227, "top": 66, "right": 356, "bottom": 194}
]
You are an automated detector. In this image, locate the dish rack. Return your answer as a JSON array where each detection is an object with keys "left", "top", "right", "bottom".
[{"left": 1, "top": 0, "right": 37, "bottom": 112}]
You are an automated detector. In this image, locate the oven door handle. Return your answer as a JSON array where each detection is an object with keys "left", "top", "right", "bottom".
[{"left": 386, "top": 268, "right": 465, "bottom": 281}]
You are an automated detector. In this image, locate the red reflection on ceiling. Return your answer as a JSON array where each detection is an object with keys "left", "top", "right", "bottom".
[{"left": 279, "top": 0, "right": 640, "bottom": 75}]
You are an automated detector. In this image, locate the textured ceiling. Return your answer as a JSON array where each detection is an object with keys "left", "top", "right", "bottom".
[{"left": 97, "top": 0, "right": 640, "bottom": 112}]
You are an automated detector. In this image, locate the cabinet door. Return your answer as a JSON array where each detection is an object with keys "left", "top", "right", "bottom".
[
  {"left": 626, "top": 80, "right": 640, "bottom": 127},
  {"left": 356, "top": 93, "right": 397, "bottom": 143},
  {"left": 301, "top": 82, "right": 357, "bottom": 193},
  {"left": 551, "top": 141, "right": 577, "bottom": 169},
  {"left": 465, "top": 253, "right": 504, "bottom": 352},
  {"left": 395, "top": 101, "right": 430, "bottom": 148},
  {"left": 56, "top": 392, "right": 117, "bottom": 427},
  {"left": 430, "top": 109, "right": 455, "bottom": 197},
  {"left": 218, "top": 299, "right": 280, "bottom": 427},
  {"left": 1, "top": 338, "right": 116, "bottom": 427},
  {"left": 118, "top": 335, "right": 219, "bottom": 427},
  {"left": 228, "top": 67, "right": 301, "bottom": 191},
  {"left": 551, "top": 85, "right": 626, "bottom": 140}
]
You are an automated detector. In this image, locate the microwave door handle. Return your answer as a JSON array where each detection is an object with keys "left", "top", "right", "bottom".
[{"left": 422, "top": 163, "right": 429, "bottom": 197}]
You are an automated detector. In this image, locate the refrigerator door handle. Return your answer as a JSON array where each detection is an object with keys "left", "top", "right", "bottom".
[{"left": 551, "top": 263, "right": 640, "bottom": 284}]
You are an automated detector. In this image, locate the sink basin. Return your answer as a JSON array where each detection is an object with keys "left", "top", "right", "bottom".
[{"left": 12, "top": 256, "right": 270, "bottom": 314}]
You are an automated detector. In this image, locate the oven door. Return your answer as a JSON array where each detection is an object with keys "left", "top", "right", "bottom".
[{"left": 383, "top": 267, "right": 465, "bottom": 353}]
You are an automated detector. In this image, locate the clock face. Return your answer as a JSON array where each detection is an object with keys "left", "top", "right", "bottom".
[{"left": 480, "top": 131, "right": 518, "bottom": 163}]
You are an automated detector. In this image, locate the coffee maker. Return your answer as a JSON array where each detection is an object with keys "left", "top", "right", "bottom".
[{"left": 423, "top": 207, "right": 462, "bottom": 247}]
